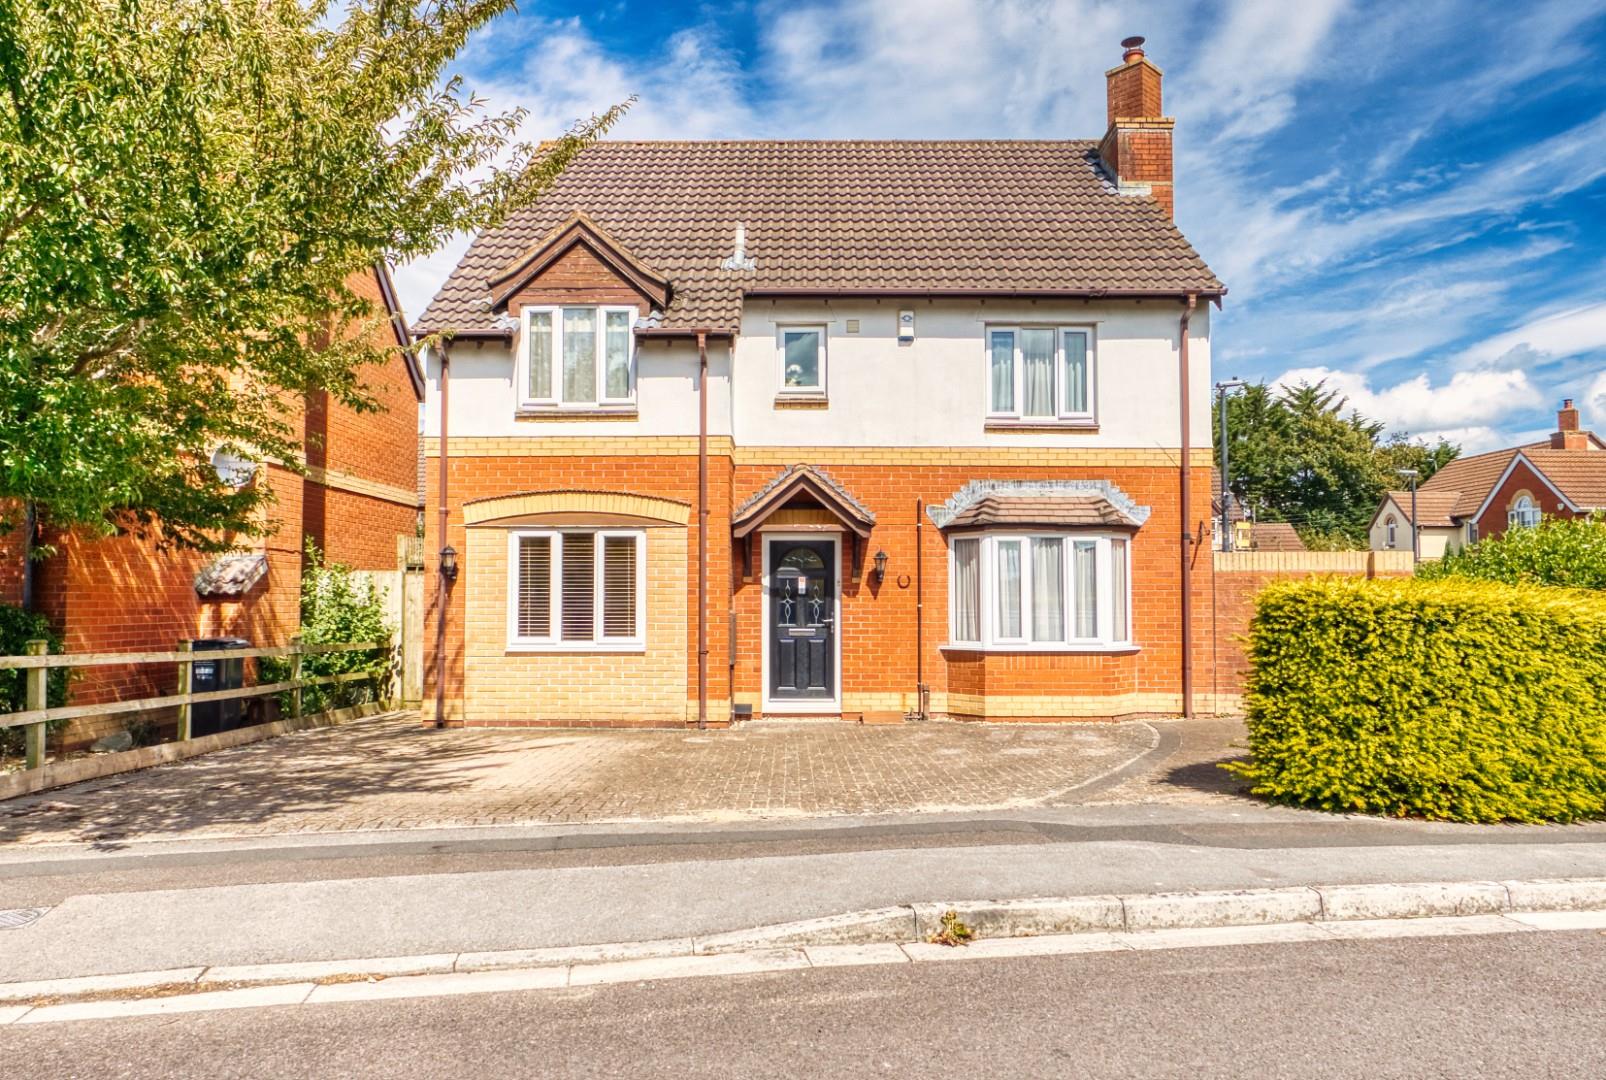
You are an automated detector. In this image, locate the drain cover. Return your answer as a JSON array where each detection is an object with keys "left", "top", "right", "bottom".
[{"left": 0, "top": 907, "right": 48, "bottom": 930}]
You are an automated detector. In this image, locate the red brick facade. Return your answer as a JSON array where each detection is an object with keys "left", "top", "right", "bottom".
[{"left": 14, "top": 267, "right": 420, "bottom": 745}]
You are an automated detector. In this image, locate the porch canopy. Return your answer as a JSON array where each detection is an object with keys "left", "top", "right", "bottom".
[{"left": 732, "top": 464, "right": 876, "bottom": 577}]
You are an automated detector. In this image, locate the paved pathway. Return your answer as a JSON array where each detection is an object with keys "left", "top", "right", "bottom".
[{"left": 0, "top": 713, "right": 1219, "bottom": 845}]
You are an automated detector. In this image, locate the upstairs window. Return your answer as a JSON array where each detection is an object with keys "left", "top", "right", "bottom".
[
  {"left": 987, "top": 327, "right": 1094, "bottom": 422},
  {"left": 778, "top": 326, "right": 826, "bottom": 394},
  {"left": 521, "top": 306, "right": 636, "bottom": 409},
  {"left": 508, "top": 529, "right": 644, "bottom": 650},
  {"left": 1508, "top": 495, "right": 1541, "bottom": 529},
  {"left": 949, "top": 532, "right": 1131, "bottom": 650}
]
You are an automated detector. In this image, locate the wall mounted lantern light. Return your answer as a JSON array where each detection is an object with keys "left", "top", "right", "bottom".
[
  {"left": 873, "top": 549, "right": 889, "bottom": 583},
  {"left": 439, "top": 545, "right": 459, "bottom": 584}
]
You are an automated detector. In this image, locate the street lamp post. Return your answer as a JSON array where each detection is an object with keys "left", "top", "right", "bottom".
[
  {"left": 1215, "top": 380, "right": 1246, "bottom": 550},
  {"left": 1397, "top": 468, "right": 1420, "bottom": 564}
]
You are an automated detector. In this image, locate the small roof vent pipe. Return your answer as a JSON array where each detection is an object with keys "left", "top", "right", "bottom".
[{"left": 720, "top": 222, "right": 756, "bottom": 271}]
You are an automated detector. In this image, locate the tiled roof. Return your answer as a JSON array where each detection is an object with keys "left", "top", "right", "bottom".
[
  {"left": 417, "top": 141, "right": 1224, "bottom": 335},
  {"left": 1247, "top": 522, "right": 1306, "bottom": 552},
  {"left": 927, "top": 480, "right": 1151, "bottom": 529},
  {"left": 1382, "top": 490, "right": 1462, "bottom": 528},
  {"left": 732, "top": 464, "right": 876, "bottom": 537},
  {"left": 946, "top": 494, "right": 1143, "bottom": 529},
  {"left": 1516, "top": 449, "right": 1606, "bottom": 508},
  {"left": 1421, "top": 447, "right": 1528, "bottom": 519}
]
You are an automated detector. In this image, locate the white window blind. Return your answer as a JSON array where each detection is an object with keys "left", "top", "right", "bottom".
[
  {"left": 602, "top": 536, "right": 637, "bottom": 638},
  {"left": 516, "top": 536, "right": 552, "bottom": 637},
  {"left": 953, "top": 538, "right": 981, "bottom": 643},
  {"left": 527, "top": 311, "right": 553, "bottom": 401},
  {"left": 509, "top": 531, "right": 644, "bottom": 649}
]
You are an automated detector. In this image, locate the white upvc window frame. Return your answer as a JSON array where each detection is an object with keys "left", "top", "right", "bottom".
[
  {"left": 946, "top": 530, "right": 1134, "bottom": 652},
  {"left": 506, "top": 528, "right": 646, "bottom": 652},
  {"left": 1508, "top": 495, "right": 1541, "bottom": 529},
  {"left": 984, "top": 325, "right": 1097, "bottom": 423},
  {"left": 517, "top": 304, "right": 638, "bottom": 409},
  {"left": 777, "top": 324, "right": 828, "bottom": 396}
]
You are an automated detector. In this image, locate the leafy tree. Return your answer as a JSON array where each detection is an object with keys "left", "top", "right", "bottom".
[
  {"left": 1420, "top": 514, "right": 1606, "bottom": 590},
  {"left": 0, "top": 604, "right": 68, "bottom": 759},
  {"left": 261, "top": 540, "right": 393, "bottom": 712},
  {"left": 0, "top": 0, "right": 625, "bottom": 551},
  {"left": 1215, "top": 379, "right": 1458, "bottom": 548}
]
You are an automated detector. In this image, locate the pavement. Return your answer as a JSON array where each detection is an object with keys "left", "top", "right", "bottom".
[
  {"left": 5, "top": 931, "right": 1604, "bottom": 1076},
  {"left": 0, "top": 712, "right": 1205, "bottom": 845},
  {"left": 4, "top": 710, "right": 1606, "bottom": 997}
]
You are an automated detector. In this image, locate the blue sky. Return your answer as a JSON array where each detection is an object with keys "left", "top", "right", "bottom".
[{"left": 395, "top": 0, "right": 1606, "bottom": 453}]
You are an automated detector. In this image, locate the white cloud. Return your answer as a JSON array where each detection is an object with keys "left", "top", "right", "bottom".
[
  {"left": 1273, "top": 366, "right": 1541, "bottom": 435},
  {"left": 1585, "top": 370, "right": 1606, "bottom": 428},
  {"left": 1458, "top": 301, "right": 1606, "bottom": 370}
]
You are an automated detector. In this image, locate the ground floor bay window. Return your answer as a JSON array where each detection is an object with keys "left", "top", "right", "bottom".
[{"left": 948, "top": 532, "right": 1131, "bottom": 650}]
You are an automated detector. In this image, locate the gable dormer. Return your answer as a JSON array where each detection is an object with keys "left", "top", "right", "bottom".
[{"left": 487, "top": 211, "right": 670, "bottom": 318}]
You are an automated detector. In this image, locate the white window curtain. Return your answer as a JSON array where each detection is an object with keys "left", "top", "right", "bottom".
[
  {"left": 996, "top": 540, "right": 1023, "bottom": 638},
  {"left": 561, "top": 308, "right": 597, "bottom": 403},
  {"left": 953, "top": 538, "right": 981, "bottom": 642},
  {"left": 1110, "top": 539, "right": 1128, "bottom": 642},
  {"left": 989, "top": 331, "right": 1015, "bottom": 413},
  {"left": 1031, "top": 538, "right": 1064, "bottom": 641},
  {"left": 1063, "top": 331, "right": 1088, "bottom": 414},
  {"left": 527, "top": 311, "right": 553, "bottom": 401},
  {"left": 1073, "top": 540, "right": 1098, "bottom": 638},
  {"left": 603, "top": 310, "right": 632, "bottom": 400},
  {"left": 1021, "top": 328, "right": 1055, "bottom": 417}
]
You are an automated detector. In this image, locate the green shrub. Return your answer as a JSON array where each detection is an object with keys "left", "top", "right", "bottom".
[
  {"left": 1230, "top": 577, "right": 1606, "bottom": 823},
  {"left": 261, "top": 541, "right": 394, "bottom": 714},
  {"left": 1420, "top": 513, "right": 1606, "bottom": 589},
  {"left": 0, "top": 604, "right": 70, "bottom": 759}
]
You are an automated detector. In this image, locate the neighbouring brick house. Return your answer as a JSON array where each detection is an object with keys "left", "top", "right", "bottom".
[
  {"left": 2, "top": 265, "right": 422, "bottom": 745},
  {"left": 1369, "top": 399, "right": 1606, "bottom": 559},
  {"left": 418, "top": 37, "right": 1231, "bottom": 727}
]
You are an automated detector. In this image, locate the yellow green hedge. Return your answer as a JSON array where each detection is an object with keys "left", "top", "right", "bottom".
[{"left": 1234, "top": 577, "right": 1606, "bottom": 823}]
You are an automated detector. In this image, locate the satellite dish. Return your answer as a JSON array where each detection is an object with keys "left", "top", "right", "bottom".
[{"left": 211, "top": 448, "right": 257, "bottom": 489}]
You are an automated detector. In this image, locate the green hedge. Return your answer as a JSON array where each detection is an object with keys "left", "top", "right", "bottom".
[{"left": 1231, "top": 577, "right": 1606, "bottom": 823}]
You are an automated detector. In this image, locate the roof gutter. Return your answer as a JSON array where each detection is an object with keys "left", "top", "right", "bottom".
[{"left": 744, "top": 287, "right": 1227, "bottom": 305}]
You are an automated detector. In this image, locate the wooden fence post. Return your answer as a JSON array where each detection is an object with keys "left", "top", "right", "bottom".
[
  {"left": 290, "top": 634, "right": 304, "bottom": 720},
  {"left": 175, "top": 640, "right": 193, "bottom": 741},
  {"left": 24, "top": 639, "right": 47, "bottom": 770}
]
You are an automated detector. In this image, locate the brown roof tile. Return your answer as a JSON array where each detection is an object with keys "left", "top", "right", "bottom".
[
  {"left": 1514, "top": 449, "right": 1606, "bottom": 509},
  {"left": 946, "top": 494, "right": 1141, "bottom": 529},
  {"left": 417, "top": 141, "right": 1224, "bottom": 335},
  {"left": 1382, "top": 489, "right": 1462, "bottom": 528},
  {"left": 1247, "top": 522, "right": 1306, "bottom": 551}
]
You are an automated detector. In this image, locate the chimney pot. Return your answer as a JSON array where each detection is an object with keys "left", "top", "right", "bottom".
[{"left": 1121, "top": 35, "right": 1146, "bottom": 62}]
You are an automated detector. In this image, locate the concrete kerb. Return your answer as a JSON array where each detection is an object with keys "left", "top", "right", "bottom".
[{"left": 4, "top": 878, "right": 1606, "bottom": 1009}]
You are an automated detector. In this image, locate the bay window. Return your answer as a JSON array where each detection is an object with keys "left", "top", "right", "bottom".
[
  {"left": 986, "top": 326, "right": 1095, "bottom": 422},
  {"left": 508, "top": 529, "right": 645, "bottom": 650},
  {"left": 520, "top": 305, "right": 636, "bottom": 408},
  {"left": 948, "top": 532, "right": 1132, "bottom": 649}
]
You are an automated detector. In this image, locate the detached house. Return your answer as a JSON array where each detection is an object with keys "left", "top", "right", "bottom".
[
  {"left": 418, "top": 37, "right": 1225, "bottom": 726},
  {"left": 1370, "top": 399, "right": 1606, "bottom": 558}
]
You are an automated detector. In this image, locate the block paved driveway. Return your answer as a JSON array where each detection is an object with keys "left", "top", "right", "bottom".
[{"left": 0, "top": 713, "right": 1248, "bottom": 846}]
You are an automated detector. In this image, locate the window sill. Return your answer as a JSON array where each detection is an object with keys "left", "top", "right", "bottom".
[
  {"left": 773, "top": 393, "right": 829, "bottom": 410},
  {"left": 939, "top": 643, "right": 1140, "bottom": 655},
  {"left": 984, "top": 419, "right": 1098, "bottom": 433},
  {"left": 515, "top": 406, "right": 638, "bottom": 422},
  {"left": 506, "top": 642, "right": 646, "bottom": 654}
]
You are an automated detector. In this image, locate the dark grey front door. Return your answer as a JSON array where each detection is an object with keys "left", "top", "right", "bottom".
[{"left": 769, "top": 540, "right": 835, "bottom": 701}]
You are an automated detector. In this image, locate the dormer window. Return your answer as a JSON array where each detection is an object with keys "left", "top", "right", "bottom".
[{"left": 520, "top": 305, "right": 636, "bottom": 409}]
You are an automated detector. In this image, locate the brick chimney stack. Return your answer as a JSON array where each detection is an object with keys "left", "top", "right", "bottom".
[
  {"left": 1551, "top": 398, "right": 1589, "bottom": 450},
  {"left": 1099, "top": 36, "right": 1176, "bottom": 217}
]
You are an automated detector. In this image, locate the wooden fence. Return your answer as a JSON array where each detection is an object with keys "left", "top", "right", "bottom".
[{"left": 0, "top": 639, "right": 390, "bottom": 770}]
